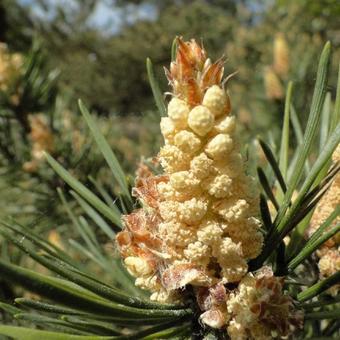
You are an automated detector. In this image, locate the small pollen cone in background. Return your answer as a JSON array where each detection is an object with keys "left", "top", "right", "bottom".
[
  {"left": 223, "top": 267, "right": 304, "bottom": 339},
  {"left": 48, "top": 230, "right": 65, "bottom": 251},
  {"left": 307, "top": 145, "right": 340, "bottom": 295},
  {"left": 273, "top": 33, "right": 290, "bottom": 78},
  {"left": 0, "top": 43, "right": 23, "bottom": 92},
  {"left": 264, "top": 66, "right": 284, "bottom": 100},
  {"left": 23, "top": 114, "right": 55, "bottom": 173},
  {"left": 117, "top": 38, "right": 301, "bottom": 338}
]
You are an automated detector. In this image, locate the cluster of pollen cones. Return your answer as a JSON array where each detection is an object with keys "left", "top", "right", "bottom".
[
  {"left": 308, "top": 145, "right": 340, "bottom": 296},
  {"left": 117, "top": 38, "right": 302, "bottom": 338}
]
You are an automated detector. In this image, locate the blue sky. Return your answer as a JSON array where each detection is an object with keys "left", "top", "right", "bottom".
[
  {"left": 18, "top": 0, "right": 157, "bottom": 33},
  {"left": 88, "top": 1, "right": 157, "bottom": 33}
]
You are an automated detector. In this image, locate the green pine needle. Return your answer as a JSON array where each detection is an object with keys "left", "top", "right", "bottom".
[
  {"left": 146, "top": 58, "right": 166, "bottom": 117},
  {"left": 297, "top": 272, "right": 340, "bottom": 302}
]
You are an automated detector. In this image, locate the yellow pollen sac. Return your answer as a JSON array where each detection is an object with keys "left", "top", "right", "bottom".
[
  {"left": 174, "top": 130, "right": 201, "bottom": 154},
  {"left": 190, "top": 153, "right": 214, "bottom": 179},
  {"left": 184, "top": 241, "right": 211, "bottom": 265},
  {"left": 124, "top": 257, "right": 154, "bottom": 277},
  {"left": 170, "top": 171, "right": 200, "bottom": 192},
  {"left": 167, "top": 97, "right": 190, "bottom": 129},
  {"left": 205, "top": 133, "right": 233, "bottom": 159},
  {"left": 178, "top": 197, "right": 208, "bottom": 224},
  {"left": 197, "top": 220, "right": 223, "bottom": 244},
  {"left": 213, "top": 115, "right": 236, "bottom": 135},
  {"left": 213, "top": 237, "right": 248, "bottom": 282},
  {"left": 188, "top": 105, "right": 215, "bottom": 136},
  {"left": 160, "top": 117, "right": 177, "bottom": 142},
  {"left": 159, "top": 200, "right": 180, "bottom": 221},
  {"left": 202, "top": 85, "right": 231, "bottom": 117},
  {"left": 214, "top": 152, "right": 243, "bottom": 178},
  {"left": 212, "top": 198, "right": 249, "bottom": 222},
  {"left": 159, "top": 144, "right": 190, "bottom": 173},
  {"left": 158, "top": 221, "right": 196, "bottom": 247},
  {"left": 318, "top": 249, "right": 340, "bottom": 278},
  {"left": 202, "top": 174, "right": 233, "bottom": 198},
  {"left": 157, "top": 181, "right": 199, "bottom": 202}
]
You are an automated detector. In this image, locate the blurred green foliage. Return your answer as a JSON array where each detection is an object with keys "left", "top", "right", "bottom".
[
  {"left": 0, "top": 37, "right": 161, "bottom": 305},
  {"left": 0, "top": 0, "right": 338, "bottom": 129}
]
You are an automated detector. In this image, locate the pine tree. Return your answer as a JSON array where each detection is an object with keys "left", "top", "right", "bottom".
[{"left": 0, "top": 37, "right": 339, "bottom": 339}]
